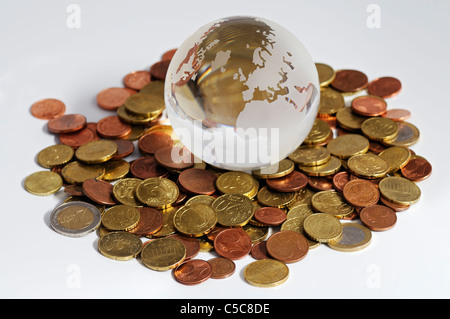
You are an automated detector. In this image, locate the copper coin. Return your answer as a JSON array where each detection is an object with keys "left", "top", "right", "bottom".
[
  {"left": 31, "top": 98, "right": 66, "bottom": 120},
  {"left": 368, "top": 141, "right": 387, "bottom": 154},
  {"left": 112, "top": 139, "right": 135, "bottom": 159},
  {"left": 351, "top": 95, "right": 387, "bottom": 116},
  {"left": 379, "top": 197, "right": 410, "bottom": 212},
  {"left": 167, "top": 233, "right": 200, "bottom": 260},
  {"left": 154, "top": 146, "right": 195, "bottom": 170},
  {"left": 250, "top": 241, "right": 271, "bottom": 260},
  {"left": 128, "top": 207, "right": 164, "bottom": 237},
  {"left": 332, "top": 171, "right": 351, "bottom": 192},
  {"left": 367, "top": 76, "right": 402, "bottom": 98},
  {"left": 47, "top": 114, "right": 86, "bottom": 134},
  {"left": 96, "top": 115, "right": 132, "bottom": 139},
  {"left": 207, "top": 257, "right": 236, "bottom": 279},
  {"left": 81, "top": 178, "right": 116, "bottom": 206},
  {"left": 150, "top": 60, "right": 171, "bottom": 81},
  {"left": 161, "top": 48, "right": 177, "bottom": 61},
  {"left": 266, "top": 171, "right": 308, "bottom": 193},
  {"left": 123, "top": 70, "right": 151, "bottom": 91},
  {"left": 382, "top": 108, "right": 411, "bottom": 121},
  {"left": 178, "top": 168, "right": 217, "bottom": 195},
  {"left": 97, "top": 87, "right": 135, "bottom": 111},
  {"left": 253, "top": 207, "right": 287, "bottom": 226},
  {"left": 206, "top": 225, "right": 236, "bottom": 242},
  {"left": 138, "top": 131, "right": 173, "bottom": 155},
  {"left": 360, "top": 204, "right": 397, "bottom": 231},
  {"left": 343, "top": 179, "right": 380, "bottom": 207},
  {"left": 331, "top": 69, "right": 368, "bottom": 93},
  {"left": 401, "top": 156, "right": 432, "bottom": 182},
  {"left": 85, "top": 122, "right": 101, "bottom": 141},
  {"left": 174, "top": 259, "right": 212, "bottom": 285},
  {"left": 173, "top": 191, "right": 188, "bottom": 206},
  {"left": 308, "top": 176, "right": 333, "bottom": 191},
  {"left": 266, "top": 230, "right": 309, "bottom": 263},
  {"left": 64, "top": 184, "right": 84, "bottom": 197},
  {"left": 130, "top": 155, "right": 168, "bottom": 179},
  {"left": 59, "top": 126, "right": 95, "bottom": 148},
  {"left": 214, "top": 228, "right": 252, "bottom": 260}
]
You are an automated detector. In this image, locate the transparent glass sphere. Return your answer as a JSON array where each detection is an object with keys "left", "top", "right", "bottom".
[{"left": 165, "top": 16, "right": 319, "bottom": 171}]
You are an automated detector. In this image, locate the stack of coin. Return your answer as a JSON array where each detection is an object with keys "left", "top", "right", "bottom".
[{"left": 25, "top": 51, "right": 431, "bottom": 288}]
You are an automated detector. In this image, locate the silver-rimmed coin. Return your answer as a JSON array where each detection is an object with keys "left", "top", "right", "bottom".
[{"left": 50, "top": 201, "right": 102, "bottom": 237}]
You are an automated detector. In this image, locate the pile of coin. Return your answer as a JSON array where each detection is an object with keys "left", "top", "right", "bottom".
[{"left": 25, "top": 51, "right": 432, "bottom": 288}]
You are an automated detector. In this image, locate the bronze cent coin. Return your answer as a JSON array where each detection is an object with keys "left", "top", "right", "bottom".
[
  {"left": 331, "top": 69, "right": 369, "bottom": 93},
  {"left": 332, "top": 171, "right": 351, "bottom": 192},
  {"left": 154, "top": 146, "right": 195, "bottom": 170},
  {"left": 342, "top": 179, "right": 380, "bottom": 208},
  {"left": 382, "top": 108, "right": 411, "bottom": 122},
  {"left": 82, "top": 178, "right": 116, "bottom": 206},
  {"left": 367, "top": 76, "right": 402, "bottom": 98},
  {"left": 97, "top": 87, "right": 135, "bottom": 111},
  {"left": 112, "top": 139, "right": 135, "bottom": 159},
  {"left": 253, "top": 207, "right": 287, "bottom": 226},
  {"left": 177, "top": 168, "right": 217, "bottom": 195},
  {"left": 400, "top": 156, "right": 432, "bottom": 182},
  {"left": 130, "top": 155, "right": 168, "bottom": 179},
  {"left": 123, "top": 70, "right": 151, "bottom": 91},
  {"left": 138, "top": 131, "right": 173, "bottom": 155},
  {"left": 266, "top": 171, "right": 308, "bottom": 193},
  {"left": 308, "top": 176, "right": 333, "bottom": 191},
  {"left": 31, "top": 98, "right": 66, "bottom": 120},
  {"left": 266, "top": 230, "right": 309, "bottom": 263},
  {"left": 174, "top": 259, "right": 212, "bottom": 285},
  {"left": 360, "top": 204, "right": 397, "bottom": 231},
  {"left": 128, "top": 207, "right": 164, "bottom": 237},
  {"left": 96, "top": 115, "right": 132, "bottom": 139},
  {"left": 207, "top": 257, "right": 236, "bottom": 279},
  {"left": 351, "top": 95, "right": 387, "bottom": 117},
  {"left": 250, "top": 241, "right": 271, "bottom": 260},
  {"left": 150, "top": 60, "right": 171, "bottom": 81},
  {"left": 47, "top": 114, "right": 86, "bottom": 134},
  {"left": 214, "top": 228, "right": 252, "bottom": 260},
  {"left": 59, "top": 127, "right": 95, "bottom": 149}
]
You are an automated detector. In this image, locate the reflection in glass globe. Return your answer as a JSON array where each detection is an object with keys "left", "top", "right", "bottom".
[{"left": 165, "top": 16, "right": 319, "bottom": 171}]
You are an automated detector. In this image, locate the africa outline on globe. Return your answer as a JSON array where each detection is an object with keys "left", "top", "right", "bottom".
[{"left": 165, "top": 15, "right": 320, "bottom": 171}]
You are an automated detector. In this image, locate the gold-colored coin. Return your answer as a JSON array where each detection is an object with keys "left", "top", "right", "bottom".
[
  {"left": 311, "top": 190, "right": 354, "bottom": 218},
  {"left": 383, "top": 121, "right": 420, "bottom": 147},
  {"left": 101, "top": 205, "right": 140, "bottom": 231},
  {"left": 286, "top": 203, "right": 314, "bottom": 220},
  {"left": 185, "top": 195, "right": 215, "bottom": 206},
  {"left": 173, "top": 203, "right": 217, "bottom": 237},
  {"left": 152, "top": 206, "right": 178, "bottom": 237},
  {"left": 303, "top": 213, "right": 343, "bottom": 243},
  {"left": 328, "top": 223, "right": 372, "bottom": 252},
  {"left": 252, "top": 159, "right": 294, "bottom": 179},
  {"left": 75, "top": 139, "right": 118, "bottom": 164},
  {"left": 326, "top": 134, "right": 369, "bottom": 159},
  {"left": 378, "top": 176, "right": 421, "bottom": 206},
  {"left": 61, "top": 161, "right": 105, "bottom": 184},
  {"left": 24, "top": 171, "right": 63, "bottom": 196},
  {"left": 102, "top": 159, "right": 130, "bottom": 181},
  {"left": 378, "top": 146, "right": 411, "bottom": 173},
  {"left": 98, "top": 231, "right": 143, "bottom": 261},
  {"left": 135, "top": 177, "right": 179, "bottom": 209},
  {"left": 215, "top": 171, "right": 258, "bottom": 198},
  {"left": 244, "top": 259, "right": 289, "bottom": 288},
  {"left": 315, "top": 62, "right": 335, "bottom": 87},
  {"left": 303, "top": 119, "right": 332, "bottom": 145},
  {"left": 124, "top": 125, "right": 151, "bottom": 141},
  {"left": 287, "top": 187, "right": 316, "bottom": 209},
  {"left": 243, "top": 224, "right": 269, "bottom": 243},
  {"left": 212, "top": 194, "right": 254, "bottom": 226},
  {"left": 288, "top": 146, "right": 331, "bottom": 166},
  {"left": 117, "top": 105, "right": 158, "bottom": 125},
  {"left": 140, "top": 237, "right": 186, "bottom": 271},
  {"left": 256, "top": 186, "right": 295, "bottom": 208},
  {"left": 318, "top": 87, "right": 345, "bottom": 117},
  {"left": 124, "top": 92, "right": 164, "bottom": 117},
  {"left": 298, "top": 155, "right": 341, "bottom": 176},
  {"left": 37, "top": 144, "right": 74, "bottom": 168},
  {"left": 112, "top": 178, "right": 143, "bottom": 207},
  {"left": 280, "top": 217, "right": 320, "bottom": 249},
  {"left": 139, "top": 80, "right": 165, "bottom": 96},
  {"left": 347, "top": 153, "right": 389, "bottom": 179},
  {"left": 336, "top": 107, "right": 369, "bottom": 131},
  {"left": 361, "top": 117, "right": 399, "bottom": 142}
]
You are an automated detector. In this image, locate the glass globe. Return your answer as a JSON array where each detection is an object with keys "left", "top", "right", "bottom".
[{"left": 165, "top": 16, "right": 319, "bottom": 171}]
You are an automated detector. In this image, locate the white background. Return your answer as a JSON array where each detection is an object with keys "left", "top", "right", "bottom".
[{"left": 1, "top": 0, "right": 449, "bottom": 299}]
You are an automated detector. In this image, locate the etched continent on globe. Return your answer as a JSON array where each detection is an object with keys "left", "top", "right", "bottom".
[{"left": 165, "top": 16, "right": 319, "bottom": 171}]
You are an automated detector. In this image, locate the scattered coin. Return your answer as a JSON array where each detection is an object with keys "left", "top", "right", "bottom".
[{"left": 30, "top": 98, "right": 66, "bottom": 120}]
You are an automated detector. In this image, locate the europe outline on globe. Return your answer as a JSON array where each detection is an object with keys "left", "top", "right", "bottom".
[{"left": 165, "top": 16, "right": 320, "bottom": 171}]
